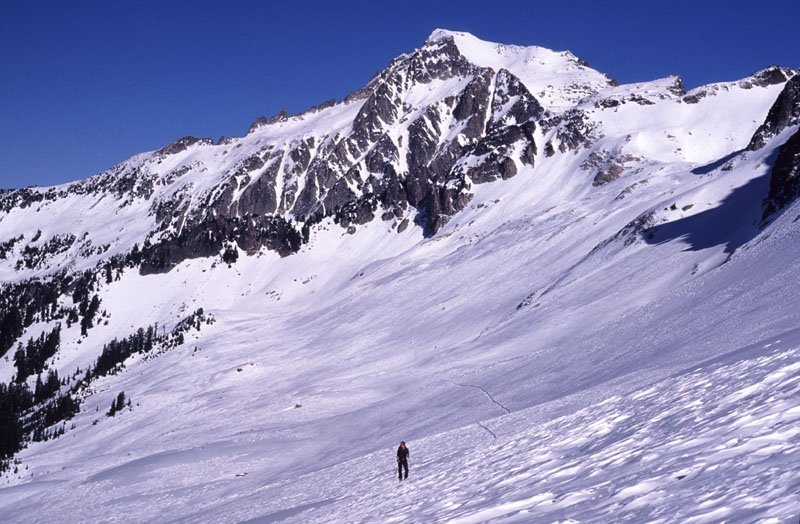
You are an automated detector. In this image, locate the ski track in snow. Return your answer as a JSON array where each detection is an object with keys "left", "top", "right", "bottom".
[
  {"left": 232, "top": 342, "right": 800, "bottom": 524},
  {"left": 448, "top": 381, "right": 512, "bottom": 415},
  {"left": 2, "top": 338, "right": 800, "bottom": 522}
]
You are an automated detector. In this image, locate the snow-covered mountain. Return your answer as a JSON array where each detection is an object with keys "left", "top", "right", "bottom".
[{"left": 1, "top": 29, "right": 799, "bottom": 522}]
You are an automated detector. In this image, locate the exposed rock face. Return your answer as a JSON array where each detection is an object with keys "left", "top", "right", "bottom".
[
  {"left": 157, "top": 136, "right": 212, "bottom": 157},
  {"left": 5, "top": 31, "right": 647, "bottom": 278},
  {"left": 743, "top": 73, "right": 800, "bottom": 221},
  {"left": 748, "top": 75, "right": 800, "bottom": 150},
  {"left": 741, "top": 66, "right": 793, "bottom": 89},
  {"left": 762, "top": 128, "right": 800, "bottom": 221},
  {"left": 459, "top": 69, "right": 541, "bottom": 184},
  {"left": 247, "top": 116, "right": 268, "bottom": 134},
  {"left": 237, "top": 149, "right": 282, "bottom": 217},
  {"left": 582, "top": 150, "right": 639, "bottom": 186},
  {"left": 682, "top": 92, "right": 706, "bottom": 104},
  {"left": 140, "top": 214, "right": 302, "bottom": 275},
  {"left": 541, "top": 109, "right": 595, "bottom": 154},
  {"left": 668, "top": 76, "right": 686, "bottom": 97},
  {"left": 111, "top": 33, "right": 553, "bottom": 269}
]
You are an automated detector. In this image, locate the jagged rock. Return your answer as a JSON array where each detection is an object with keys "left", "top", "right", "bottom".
[
  {"left": 335, "top": 195, "right": 378, "bottom": 227},
  {"left": 157, "top": 136, "right": 212, "bottom": 157},
  {"left": 410, "top": 34, "right": 477, "bottom": 82},
  {"left": 741, "top": 66, "right": 792, "bottom": 89},
  {"left": 353, "top": 80, "right": 401, "bottom": 147},
  {"left": 631, "top": 95, "right": 655, "bottom": 106},
  {"left": 417, "top": 176, "right": 473, "bottom": 236},
  {"left": 464, "top": 123, "right": 537, "bottom": 183},
  {"left": 316, "top": 99, "right": 337, "bottom": 111},
  {"left": 239, "top": 153, "right": 267, "bottom": 174},
  {"left": 543, "top": 110, "right": 596, "bottom": 153},
  {"left": 762, "top": 128, "right": 800, "bottom": 221},
  {"left": 490, "top": 69, "right": 543, "bottom": 127},
  {"left": 267, "top": 109, "right": 289, "bottom": 124},
  {"left": 324, "top": 178, "right": 359, "bottom": 216},
  {"left": 151, "top": 186, "right": 191, "bottom": 226},
  {"left": 0, "top": 31, "right": 611, "bottom": 273},
  {"left": 468, "top": 156, "right": 518, "bottom": 183},
  {"left": 596, "top": 98, "right": 622, "bottom": 108},
  {"left": 3, "top": 31, "right": 559, "bottom": 262},
  {"left": 582, "top": 150, "right": 639, "bottom": 186},
  {"left": 748, "top": 75, "right": 800, "bottom": 150},
  {"left": 140, "top": 214, "right": 302, "bottom": 275},
  {"left": 247, "top": 116, "right": 268, "bottom": 134},
  {"left": 618, "top": 211, "right": 658, "bottom": 246},
  {"left": 238, "top": 153, "right": 282, "bottom": 217},
  {"left": 406, "top": 109, "right": 442, "bottom": 173},
  {"left": 668, "top": 77, "right": 686, "bottom": 97},
  {"left": 364, "top": 136, "right": 400, "bottom": 182},
  {"left": 278, "top": 138, "right": 316, "bottom": 214},
  {"left": 682, "top": 92, "right": 706, "bottom": 104},
  {"left": 396, "top": 218, "right": 409, "bottom": 233}
]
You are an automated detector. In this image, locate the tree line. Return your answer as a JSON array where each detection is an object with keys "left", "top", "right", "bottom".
[{"left": 0, "top": 308, "right": 212, "bottom": 473}]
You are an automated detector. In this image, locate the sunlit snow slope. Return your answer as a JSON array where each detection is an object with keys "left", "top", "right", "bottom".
[{"left": 1, "top": 29, "right": 799, "bottom": 523}]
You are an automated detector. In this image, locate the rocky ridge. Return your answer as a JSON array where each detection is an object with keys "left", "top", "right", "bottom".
[{"left": 0, "top": 32, "right": 797, "bottom": 280}]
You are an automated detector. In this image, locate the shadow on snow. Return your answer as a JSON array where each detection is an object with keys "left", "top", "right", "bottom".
[{"left": 645, "top": 172, "right": 770, "bottom": 254}]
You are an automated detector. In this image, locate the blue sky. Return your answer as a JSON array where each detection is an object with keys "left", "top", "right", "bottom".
[{"left": 1, "top": 0, "right": 798, "bottom": 189}]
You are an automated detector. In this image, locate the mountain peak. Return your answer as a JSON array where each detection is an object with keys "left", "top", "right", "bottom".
[
  {"left": 423, "top": 28, "right": 613, "bottom": 111},
  {"left": 424, "top": 28, "right": 525, "bottom": 58},
  {"left": 425, "top": 28, "right": 468, "bottom": 43}
]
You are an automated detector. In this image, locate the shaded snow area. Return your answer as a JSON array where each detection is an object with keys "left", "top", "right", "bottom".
[{"left": 1, "top": 29, "right": 800, "bottom": 523}]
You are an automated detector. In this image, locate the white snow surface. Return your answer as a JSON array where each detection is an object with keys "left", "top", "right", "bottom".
[
  {"left": 1, "top": 30, "right": 799, "bottom": 523},
  {"left": 428, "top": 29, "right": 613, "bottom": 111}
]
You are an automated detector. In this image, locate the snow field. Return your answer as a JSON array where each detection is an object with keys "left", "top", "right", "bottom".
[{"left": 85, "top": 335, "right": 798, "bottom": 524}]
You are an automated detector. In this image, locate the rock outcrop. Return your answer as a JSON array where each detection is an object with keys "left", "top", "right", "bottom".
[
  {"left": 762, "top": 128, "right": 800, "bottom": 221},
  {"left": 748, "top": 75, "right": 800, "bottom": 150}
]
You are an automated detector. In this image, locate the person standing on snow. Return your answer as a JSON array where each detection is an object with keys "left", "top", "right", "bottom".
[{"left": 397, "top": 441, "right": 410, "bottom": 481}]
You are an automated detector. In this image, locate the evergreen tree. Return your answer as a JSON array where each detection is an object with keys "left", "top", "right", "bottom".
[
  {"left": 80, "top": 314, "right": 90, "bottom": 336},
  {"left": 13, "top": 325, "right": 61, "bottom": 382},
  {"left": 34, "top": 374, "right": 44, "bottom": 403},
  {"left": 13, "top": 346, "right": 27, "bottom": 383},
  {"left": 107, "top": 391, "right": 126, "bottom": 417},
  {"left": 80, "top": 295, "right": 101, "bottom": 336},
  {"left": 0, "top": 382, "right": 32, "bottom": 460},
  {"left": 34, "top": 370, "right": 61, "bottom": 404}
]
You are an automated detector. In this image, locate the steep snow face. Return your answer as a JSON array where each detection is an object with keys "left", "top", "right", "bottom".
[
  {"left": 585, "top": 74, "right": 792, "bottom": 165},
  {"left": 427, "top": 28, "right": 614, "bottom": 111},
  {"left": 1, "top": 30, "right": 799, "bottom": 523}
]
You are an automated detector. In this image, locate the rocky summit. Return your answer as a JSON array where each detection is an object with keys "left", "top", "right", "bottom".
[{"left": 1, "top": 30, "right": 800, "bottom": 523}]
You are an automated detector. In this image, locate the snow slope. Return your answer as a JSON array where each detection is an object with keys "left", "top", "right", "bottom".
[
  {"left": 2, "top": 207, "right": 800, "bottom": 522},
  {"left": 426, "top": 29, "right": 613, "bottom": 111},
  {"left": 0, "top": 30, "right": 799, "bottom": 523}
]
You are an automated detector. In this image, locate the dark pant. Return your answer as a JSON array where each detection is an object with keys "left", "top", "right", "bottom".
[{"left": 398, "top": 459, "right": 408, "bottom": 480}]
